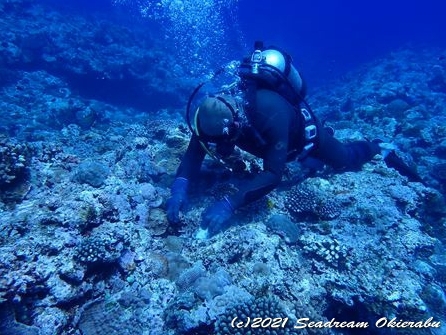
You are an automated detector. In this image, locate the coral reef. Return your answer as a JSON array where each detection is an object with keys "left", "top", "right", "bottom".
[
  {"left": 0, "top": 1, "right": 191, "bottom": 113},
  {"left": 0, "top": 1, "right": 446, "bottom": 334},
  {"left": 75, "top": 232, "right": 124, "bottom": 265},
  {"left": 0, "top": 138, "right": 31, "bottom": 204},
  {"left": 265, "top": 214, "right": 300, "bottom": 244},
  {"left": 302, "top": 236, "right": 350, "bottom": 268},
  {"left": 0, "top": 138, "right": 30, "bottom": 187},
  {"left": 285, "top": 179, "right": 341, "bottom": 220},
  {"left": 0, "top": 305, "right": 40, "bottom": 335},
  {"left": 72, "top": 160, "right": 110, "bottom": 188},
  {"left": 431, "top": 162, "right": 446, "bottom": 181},
  {"left": 176, "top": 262, "right": 207, "bottom": 292},
  {"left": 77, "top": 299, "right": 143, "bottom": 335}
]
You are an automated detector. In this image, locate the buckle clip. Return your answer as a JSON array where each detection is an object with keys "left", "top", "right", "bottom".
[
  {"left": 303, "top": 142, "right": 314, "bottom": 151},
  {"left": 305, "top": 125, "right": 317, "bottom": 140},
  {"left": 301, "top": 108, "right": 312, "bottom": 122},
  {"left": 251, "top": 50, "right": 263, "bottom": 74}
]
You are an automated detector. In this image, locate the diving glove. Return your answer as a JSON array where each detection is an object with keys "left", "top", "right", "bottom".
[
  {"left": 166, "top": 177, "right": 188, "bottom": 224},
  {"left": 376, "top": 141, "right": 397, "bottom": 159},
  {"left": 200, "top": 197, "right": 234, "bottom": 238}
]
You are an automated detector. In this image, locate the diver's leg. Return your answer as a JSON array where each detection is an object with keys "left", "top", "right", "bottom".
[{"left": 310, "top": 128, "right": 380, "bottom": 170}]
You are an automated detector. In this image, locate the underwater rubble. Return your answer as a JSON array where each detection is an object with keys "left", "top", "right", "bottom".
[{"left": 0, "top": 1, "right": 446, "bottom": 335}]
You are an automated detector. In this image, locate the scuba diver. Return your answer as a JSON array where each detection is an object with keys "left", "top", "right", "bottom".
[{"left": 166, "top": 41, "right": 418, "bottom": 239}]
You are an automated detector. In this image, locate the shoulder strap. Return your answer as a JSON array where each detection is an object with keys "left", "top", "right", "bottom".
[{"left": 242, "top": 79, "right": 257, "bottom": 119}]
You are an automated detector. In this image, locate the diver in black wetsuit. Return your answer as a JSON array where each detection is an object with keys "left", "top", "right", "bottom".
[{"left": 165, "top": 43, "right": 393, "bottom": 238}]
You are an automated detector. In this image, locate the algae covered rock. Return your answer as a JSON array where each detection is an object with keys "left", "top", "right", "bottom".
[{"left": 72, "top": 160, "right": 109, "bottom": 187}]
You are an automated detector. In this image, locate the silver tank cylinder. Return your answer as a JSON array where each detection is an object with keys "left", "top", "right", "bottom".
[{"left": 261, "top": 49, "right": 303, "bottom": 95}]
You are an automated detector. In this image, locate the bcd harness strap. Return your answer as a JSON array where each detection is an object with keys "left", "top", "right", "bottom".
[
  {"left": 300, "top": 107, "right": 318, "bottom": 159},
  {"left": 283, "top": 105, "right": 318, "bottom": 162}
]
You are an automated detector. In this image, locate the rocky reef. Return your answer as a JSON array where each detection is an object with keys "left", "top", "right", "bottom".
[{"left": 1, "top": 1, "right": 446, "bottom": 335}]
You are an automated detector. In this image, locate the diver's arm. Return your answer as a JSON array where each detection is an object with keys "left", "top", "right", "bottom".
[
  {"left": 167, "top": 135, "right": 206, "bottom": 224},
  {"left": 226, "top": 89, "right": 291, "bottom": 208},
  {"left": 175, "top": 134, "right": 206, "bottom": 180},
  {"left": 228, "top": 105, "right": 289, "bottom": 209},
  {"left": 227, "top": 168, "right": 283, "bottom": 209}
]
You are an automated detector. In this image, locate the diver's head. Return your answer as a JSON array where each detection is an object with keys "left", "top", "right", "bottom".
[{"left": 193, "top": 95, "right": 240, "bottom": 141}]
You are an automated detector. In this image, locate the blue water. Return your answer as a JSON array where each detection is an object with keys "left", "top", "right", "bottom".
[
  {"left": 237, "top": 0, "right": 446, "bottom": 87},
  {"left": 44, "top": 0, "right": 446, "bottom": 89}
]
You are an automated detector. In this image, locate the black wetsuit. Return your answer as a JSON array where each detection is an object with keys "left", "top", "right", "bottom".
[{"left": 175, "top": 89, "right": 380, "bottom": 210}]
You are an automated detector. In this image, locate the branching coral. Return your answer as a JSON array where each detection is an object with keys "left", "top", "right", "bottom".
[{"left": 0, "top": 138, "right": 31, "bottom": 188}]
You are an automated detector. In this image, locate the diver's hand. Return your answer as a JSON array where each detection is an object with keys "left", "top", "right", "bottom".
[
  {"left": 201, "top": 197, "right": 234, "bottom": 237},
  {"left": 166, "top": 178, "right": 188, "bottom": 224}
]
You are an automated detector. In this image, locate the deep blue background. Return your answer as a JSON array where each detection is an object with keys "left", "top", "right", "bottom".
[
  {"left": 238, "top": 0, "right": 446, "bottom": 87},
  {"left": 42, "top": 0, "right": 446, "bottom": 90}
]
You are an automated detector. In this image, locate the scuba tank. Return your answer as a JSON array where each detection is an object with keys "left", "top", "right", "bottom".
[{"left": 238, "top": 41, "right": 306, "bottom": 105}]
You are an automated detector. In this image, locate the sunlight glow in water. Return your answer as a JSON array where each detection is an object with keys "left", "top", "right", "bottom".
[{"left": 113, "top": 0, "right": 241, "bottom": 77}]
